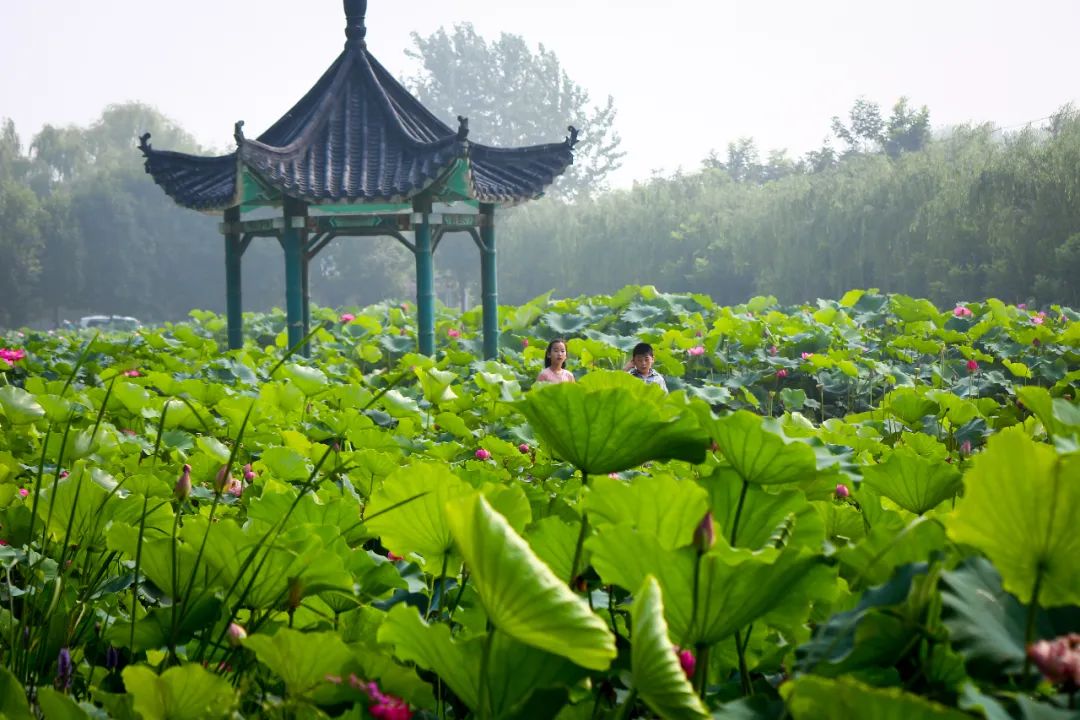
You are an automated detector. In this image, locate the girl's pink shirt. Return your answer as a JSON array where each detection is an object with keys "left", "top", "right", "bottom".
[{"left": 536, "top": 367, "right": 574, "bottom": 384}]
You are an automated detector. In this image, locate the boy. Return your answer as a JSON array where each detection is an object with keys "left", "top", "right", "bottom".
[{"left": 627, "top": 342, "right": 668, "bottom": 393}]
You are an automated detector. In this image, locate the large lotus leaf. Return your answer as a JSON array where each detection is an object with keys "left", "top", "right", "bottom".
[
  {"left": 0, "top": 385, "right": 45, "bottom": 425},
  {"left": 940, "top": 557, "right": 1080, "bottom": 680},
  {"left": 121, "top": 664, "right": 236, "bottom": 720},
  {"left": 35, "top": 461, "right": 122, "bottom": 549},
  {"left": 279, "top": 363, "right": 329, "bottom": 396},
  {"left": 861, "top": 447, "right": 963, "bottom": 515},
  {"left": 512, "top": 370, "right": 708, "bottom": 474},
  {"left": 781, "top": 675, "right": 969, "bottom": 719},
  {"left": 705, "top": 474, "right": 822, "bottom": 551},
  {"left": 631, "top": 576, "right": 709, "bottom": 720},
  {"left": 947, "top": 428, "right": 1080, "bottom": 607},
  {"left": 243, "top": 628, "right": 357, "bottom": 700},
  {"left": 259, "top": 446, "right": 312, "bottom": 482},
  {"left": 246, "top": 486, "right": 362, "bottom": 538},
  {"left": 883, "top": 388, "right": 939, "bottom": 427},
  {"left": 364, "top": 462, "right": 471, "bottom": 570},
  {"left": 106, "top": 596, "right": 222, "bottom": 652},
  {"left": 525, "top": 516, "right": 579, "bottom": 581},
  {"left": 707, "top": 411, "right": 819, "bottom": 485},
  {"left": 446, "top": 493, "right": 616, "bottom": 670},
  {"left": 106, "top": 526, "right": 203, "bottom": 599},
  {"left": 795, "top": 563, "right": 926, "bottom": 675},
  {"left": 36, "top": 687, "right": 91, "bottom": 719},
  {"left": 416, "top": 366, "right": 458, "bottom": 404},
  {"left": 0, "top": 665, "right": 32, "bottom": 720},
  {"left": 1017, "top": 386, "right": 1080, "bottom": 440},
  {"left": 589, "top": 526, "right": 834, "bottom": 645},
  {"left": 836, "top": 515, "right": 946, "bottom": 589},
  {"left": 379, "top": 605, "right": 585, "bottom": 717},
  {"left": 584, "top": 473, "right": 709, "bottom": 549},
  {"left": 189, "top": 520, "right": 353, "bottom": 609}
]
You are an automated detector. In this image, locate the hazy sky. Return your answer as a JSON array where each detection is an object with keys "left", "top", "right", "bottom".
[{"left": 3, "top": 0, "right": 1078, "bottom": 187}]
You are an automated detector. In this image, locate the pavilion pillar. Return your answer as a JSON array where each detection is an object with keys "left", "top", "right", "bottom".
[
  {"left": 302, "top": 254, "right": 311, "bottom": 341},
  {"left": 413, "top": 196, "right": 435, "bottom": 356},
  {"left": 283, "top": 196, "right": 309, "bottom": 353},
  {"left": 224, "top": 206, "right": 243, "bottom": 350},
  {"left": 480, "top": 203, "right": 499, "bottom": 360}
]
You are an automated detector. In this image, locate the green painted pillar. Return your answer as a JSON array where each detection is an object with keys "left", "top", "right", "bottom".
[
  {"left": 302, "top": 255, "right": 311, "bottom": 342},
  {"left": 283, "top": 196, "right": 307, "bottom": 352},
  {"left": 414, "top": 196, "right": 435, "bottom": 356},
  {"left": 224, "top": 206, "right": 243, "bottom": 350},
  {"left": 480, "top": 203, "right": 499, "bottom": 359}
]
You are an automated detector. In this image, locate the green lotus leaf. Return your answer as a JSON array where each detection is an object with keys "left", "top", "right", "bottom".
[
  {"left": 705, "top": 475, "right": 823, "bottom": 551},
  {"left": 259, "top": 446, "right": 312, "bottom": 482},
  {"left": 1017, "top": 386, "right": 1080, "bottom": 439},
  {"left": 0, "top": 385, "right": 45, "bottom": 425},
  {"left": 0, "top": 665, "right": 32, "bottom": 720},
  {"left": 782, "top": 675, "right": 968, "bottom": 719},
  {"left": 243, "top": 628, "right": 357, "bottom": 700},
  {"left": 364, "top": 462, "right": 471, "bottom": 570},
  {"left": 861, "top": 447, "right": 963, "bottom": 515},
  {"left": 884, "top": 388, "right": 939, "bottom": 427},
  {"left": 512, "top": 370, "right": 708, "bottom": 474},
  {"left": 707, "top": 411, "right": 819, "bottom": 485},
  {"left": 416, "top": 366, "right": 458, "bottom": 404},
  {"left": 435, "top": 411, "right": 474, "bottom": 439},
  {"left": 525, "top": 516, "right": 579, "bottom": 581},
  {"left": 121, "top": 664, "right": 236, "bottom": 720},
  {"left": 947, "top": 428, "right": 1080, "bottom": 607},
  {"left": 279, "top": 362, "right": 328, "bottom": 396},
  {"left": 379, "top": 605, "right": 585, "bottom": 717},
  {"left": 631, "top": 576, "right": 709, "bottom": 720},
  {"left": 589, "top": 526, "right": 834, "bottom": 644},
  {"left": 836, "top": 515, "right": 946, "bottom": 589},
  {"left": 36, "top": 687, "right": 91, "bottom": 719},
  {"left": 585, "top": 473, "right": 709, "bottom": 549},
  {"left": 106, "top": 596, "right": 222, "bottom": 652},
  {"left": 446, "top": 493, "right": 616, "bottom": 670}
]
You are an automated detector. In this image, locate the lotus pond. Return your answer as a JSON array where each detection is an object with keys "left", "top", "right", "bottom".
[{"left": 0, "top": 287, "right": 1078, "bottom": 719}]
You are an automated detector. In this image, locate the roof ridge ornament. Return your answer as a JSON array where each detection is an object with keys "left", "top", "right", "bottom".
[
  {"left": 138, "top": 133, "right": 152, "bottom": 157},
  {"left": 566, "top": 126, "right": 579, "bottom": 148},
  {"left": 233, "top": 120, "right": 245, "bottom": 146},
  {"left": 344, "top": 0, "right": 367, "bottom": 44},
  {"left": 456, "top": 116, "right": 469, "bottom": 141}
]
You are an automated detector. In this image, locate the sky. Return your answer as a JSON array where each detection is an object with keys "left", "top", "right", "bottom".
[{"left": 2, "top": 0, "right": 1078, "bottom": 187}]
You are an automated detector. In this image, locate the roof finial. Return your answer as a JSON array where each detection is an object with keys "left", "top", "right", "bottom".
[
  {"left": 456, "top": 116, "right": 469, "bottom": 141},
  {"left": 566, "top": 126, "right": 579, "bottom": 148},
  {"left": 344, "top": 0, "right": 367, "bottom": 43},
  {"left": 138, "top": 133, "right": 152, "bottom": 157},
  {"left": 234, "top": 120, "right": 245, "bottom": 145}
]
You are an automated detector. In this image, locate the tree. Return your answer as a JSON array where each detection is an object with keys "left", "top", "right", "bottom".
[
  {"left": 831, "top": 97, "right": 930, "bottom": 158},
  {"left": 406, "top": 23, "right": 624, "bottom": 199}
]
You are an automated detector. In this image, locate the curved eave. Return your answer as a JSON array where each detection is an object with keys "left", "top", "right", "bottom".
[
  {"left": 142, "top": 148, "right": 238, "bottom": 212},
  {"left": 467, "top": 140, "right": 575, "bottom": 206}
]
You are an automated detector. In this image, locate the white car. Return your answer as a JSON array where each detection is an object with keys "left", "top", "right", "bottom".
[{"left": 78, "top": 315, "right": 141, "bottom": 331}]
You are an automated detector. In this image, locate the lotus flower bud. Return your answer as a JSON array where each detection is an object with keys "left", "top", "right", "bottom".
[
  {"left": 475, "top": 448, "right": 491, "bottom": 461},
  {"left": 835, "top": 484, "right": 850, "bottom": 499},
  {"left": 518, "top": 443, "right": 530, "bottom": 454},
  {"left": 174, "top": 464, "right": 192, "bottom": 502},
  {"left": 692, "top": 511, "right": 715, "bottom": 554},
  {"left": 227, "top": 623, "right": 247, "bottom": 647},
  {"left": 214, "top": 464, "right": 231, "bottom": 494},
  {"left": 242, "top": 463, "right": 255, "bottom": 482},
  {"left": 675, "top": 648, "right": 696, "bottom": 679}
]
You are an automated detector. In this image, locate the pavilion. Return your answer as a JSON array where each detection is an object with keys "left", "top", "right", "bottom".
[{"left": 139, "top": 0, "right": 576, "bottom": 358}]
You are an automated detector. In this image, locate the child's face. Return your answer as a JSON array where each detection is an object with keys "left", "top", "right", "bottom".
[
  {"left": 548, "top": 342, "right": 567, "bottom": 365},
  {"left": 632, "top": 353, "right": 654, "bottom": 375}
]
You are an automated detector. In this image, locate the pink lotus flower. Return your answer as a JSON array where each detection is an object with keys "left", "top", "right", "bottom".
[
  {"left": 447, "top": 328, "right": 461, "bottom": 339},
  {"left": 475, "top": 448, "right": 491, "bottom": 461},
  {"left": 953, "top": 305, "right": 973, "bottom": 318},
  {"left": 174, "top": 464, "right": 192, "bottom": 502},
  {"left": 801, "top": 352, "right": 814, "bottom": 360},
  {"left": 835, "top": 484, "right": 850, "bottom": 499},
  {"left": 960, "top": 440, "right": 972, "bottom": 456},
  {"left": 124, "top": 369, "right": 140, "bottom": 377},
  {"left": 776, "top": 369, "right": 788, "bottom": 379},
  {"left": 340, "top": 313, "right": 355, "bottom": 323},
  {"left": 966, "top": 359, "right": 979, "bottom": 372},
  {"left": 1017, "top": 303, "right": 1027, "bottom": 310},
  {"left": 521, "top": 338, "right": 529, "bottom": 348},
  {"left": 1027, "top": 634, "right": 1080, "bottom": 686},
  {"left": 688, "top": 346, "right": 705, "bottom": 357},
  {"left": 0, "top": 348, "right": 26, "bottom": 364},
  {"left": 227, "top": 623, "right": 247, "bottom": 646},
  {"left": 18, "top": 488, "right": 28, "bottom": 498},
  {"left": 675, "top": 648, "right": 696, "bottom": 679},
  {"left": 226, "top": 477, "right": 244, "bottom": 497},
  {"left": 518, "top": 443, "right": 530, "bottom": 454},
  {"left": 362, "top": 680, "right": 413, "bottom": 720},
  {"left": 59, "top": 470, "right": 69, "bottom": 479},
  {"left": 768, "top": 345, "right": 778, "bottom": 356}
]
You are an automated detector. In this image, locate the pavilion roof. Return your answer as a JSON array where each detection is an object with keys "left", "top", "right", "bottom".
[{"left": 140, "top": 3, "right": 576, "bottom": 212}]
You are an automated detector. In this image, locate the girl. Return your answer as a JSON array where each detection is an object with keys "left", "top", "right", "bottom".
[{"left": 536, "top": 338, "right": 575, "bottom": 384}]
